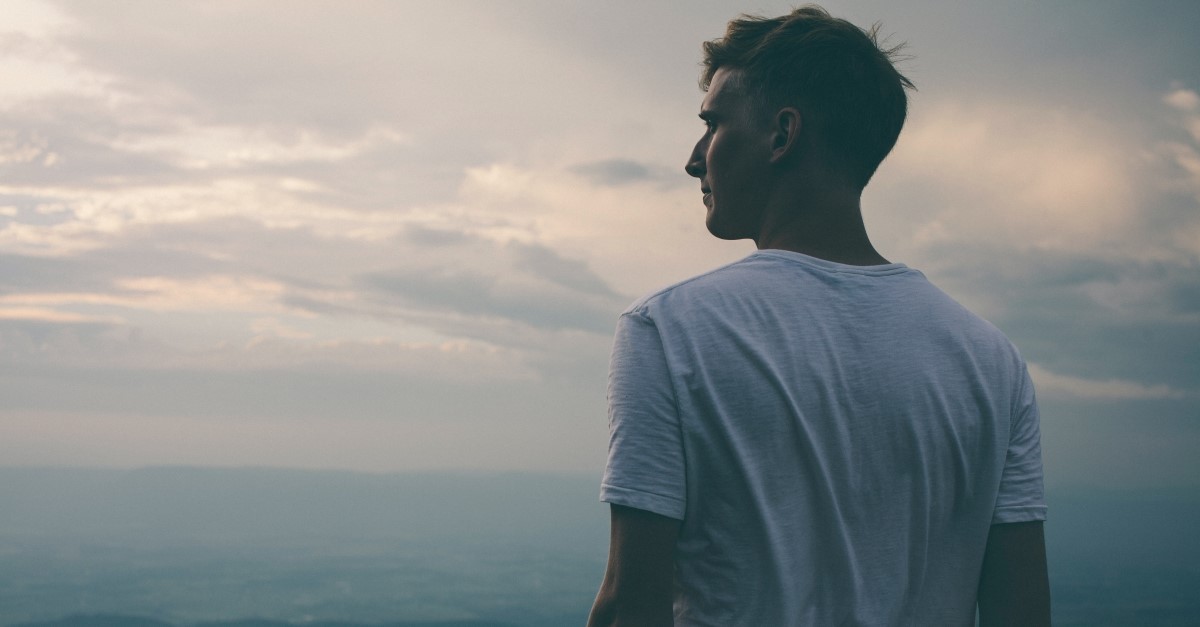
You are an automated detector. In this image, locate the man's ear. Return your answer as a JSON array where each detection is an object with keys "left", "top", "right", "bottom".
[{"left": 769, "top": 107, "right": 802, "bottom": 164}]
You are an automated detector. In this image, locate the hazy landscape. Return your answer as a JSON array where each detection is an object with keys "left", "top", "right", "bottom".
[
  {"left": 1, "top": 466, "right": 1198, "bottom": 627},
  {"left": 0, "top": 468, "right": 605, "bottom": 627}
]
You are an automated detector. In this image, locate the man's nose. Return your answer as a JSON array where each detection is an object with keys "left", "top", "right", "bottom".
[{"left": 685, "top": 144, "right": 705, "bottom": 179}]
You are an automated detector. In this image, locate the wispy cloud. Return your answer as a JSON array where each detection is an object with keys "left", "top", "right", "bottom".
[
  {"left": 1155, "top": 85, "right": 1200, "bottom": 260},
  {"left": 874, "top": 99, "right": 1138, "bottom": 256},
  {"left": 569, "top": 159, "right": 657, "bottom": 187},
  {"left": 1028, "top": 363, "right": 1187, "bottom": 401},
  {"left": 0, "top": 306, "right": 109, "bottom": 322}
]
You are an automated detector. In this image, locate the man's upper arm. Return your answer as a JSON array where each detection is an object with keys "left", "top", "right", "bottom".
[
  {"left": 588, "top": 504, "right": 681, "bottom": 627},
  {"left": 977, "top": 520, "right": 1050, "bottom": 627},
  {"left": 601, "top": 311, "right": 687, "bottom": 519},
  {"left": 593, "top": 310, "right": 684, "bottom": 626},
  {"left": 992, "top": 362, "right": 1047, "bottom": 524}
]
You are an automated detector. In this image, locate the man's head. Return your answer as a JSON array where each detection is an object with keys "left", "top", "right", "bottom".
[{"left": 701, "top": 6, "right": 913, "bottom": 190}]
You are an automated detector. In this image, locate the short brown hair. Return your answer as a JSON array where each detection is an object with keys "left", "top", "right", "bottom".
[{"left": 702, "top": 5, "right": 914, "bottom": 189}]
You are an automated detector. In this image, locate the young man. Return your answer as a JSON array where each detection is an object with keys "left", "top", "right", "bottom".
[{"left": 589, "top": 7, "right": 1049, "bottom": 626}]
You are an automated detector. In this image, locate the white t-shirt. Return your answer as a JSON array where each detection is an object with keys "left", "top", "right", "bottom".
[{"left": 601, "top": 250, "right": 1046, "bottom": 626}]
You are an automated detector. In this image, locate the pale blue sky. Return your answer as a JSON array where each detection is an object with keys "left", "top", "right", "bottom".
[{"left": 0, "top": 0, "right": 1196, "bottom": 489}]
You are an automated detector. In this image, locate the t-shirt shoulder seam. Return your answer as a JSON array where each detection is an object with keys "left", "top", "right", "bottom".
[{"left": 624, "top": 256, "right": 752, "bottom": 314}]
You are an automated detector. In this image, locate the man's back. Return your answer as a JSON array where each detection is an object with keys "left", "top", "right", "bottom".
[
  {"left": 589, "top": 7, "right": 1049, "bottom": 625},
  {"left": 601, "top": 250, "right": 1045, "bottom": 625}
]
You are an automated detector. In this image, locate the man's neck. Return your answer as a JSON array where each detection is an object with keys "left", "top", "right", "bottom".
[{"left": 754, "top": 190, "right": 890, "bottom": 266}]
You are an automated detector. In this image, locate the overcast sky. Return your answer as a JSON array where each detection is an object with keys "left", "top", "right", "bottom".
[{"left": 1, "top": 0, "right": 1197, "bottom": 490}]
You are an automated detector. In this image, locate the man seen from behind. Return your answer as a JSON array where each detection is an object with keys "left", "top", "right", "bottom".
[{"left": 588, "top": 6, "right": 1050, "bottom": 626}]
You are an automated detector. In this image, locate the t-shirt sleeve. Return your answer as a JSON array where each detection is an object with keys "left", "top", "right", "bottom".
[
  {"left": 599, "top": 311, "right": 687, "bottom": 520},
  {"left": 992, "top": 362, "right": 1048, "bottom": 524}
]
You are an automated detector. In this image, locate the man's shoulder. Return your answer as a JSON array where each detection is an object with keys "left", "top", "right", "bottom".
[
  {"left": 622, "top": 250, "right": 925, "bottom": 317},
  {"left": 620, "top": 251, "right": 1020, "bottom": 352},
  {"left": 621, "top": 254, "right": 763, "bottom": 318}
]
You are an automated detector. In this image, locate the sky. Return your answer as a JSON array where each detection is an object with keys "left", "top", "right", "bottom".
[{"left": 0, "top": 0, "right": 1197, "bottom": 490}]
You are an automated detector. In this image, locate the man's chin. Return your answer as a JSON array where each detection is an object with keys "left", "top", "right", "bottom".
[{"left": 705, "top": 213, "right": 749, "bottom": 241}]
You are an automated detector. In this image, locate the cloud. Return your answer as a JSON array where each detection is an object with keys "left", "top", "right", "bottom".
[
  {"left": 0, "top": 275, "right": 288, "bottom": 314},
  {"left": 0, "top": 1, "right": 114, "bottom": 103},
  {"left": 1164, "top": 86, "right": 1200, "bottom": 116},
  {"left": 1166, "top": 84, "right": 1200, "bottom": 140},
  {"left": 0, "top": 205, "right": 625, "bottom": 384},
  {"left": 0, "top": 306, "right": 106, "bottom": 322},
  {"left": 109, "top": 124, "right": 410, "bottom": 171},
  {"left": 903, "top": 243, "right": 1200, "bottom": 393},
  {"left": 569, "top": 159, "right": 655, "bottom": 186},
  {"left": 0, "top": 316, "right": 534, "bottom": 381},
  {"left": 0, "top": 103, "right": 184, "bottom": 188},
  {"left": 510, "top": 241, "right": 618, "bottom": 298},
  {"left": 871, "top": 98, "right": 1139, "bottom": 256},
  {"left": 357, "top": 235, "right": 625, "bottom": 336},
  {"left": 0, "top": 1, "right": 1194, "bottom": 480},
  {"left": 40, "top": 1, "right": 659, "bottom": 147},
  {"left": 0, "top": 313, "right": 605, "bottom": 472},
  {"left": 454, "top": 162, "right": 744, "bottom": 298},
  {"left": 362, "top": 268, "right": 613, "bottom": 335},
  {"left": 1028, "top": 363, "right": 1187, "bottom": 401},
  {"left": 0, "top": 176, "right": 419, "bottom": 259},
  {"left": 1153, "top": 87, "right": 1200, "bottom": 250}
]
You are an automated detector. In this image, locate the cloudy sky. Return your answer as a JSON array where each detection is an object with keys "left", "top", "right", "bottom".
[{"left": 1, "top": 0, "right": 1197, "bottom": 490}]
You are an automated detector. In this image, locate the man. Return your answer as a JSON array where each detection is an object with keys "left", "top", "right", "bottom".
[{"left": 588, "top": 6, "right": 1049, "bottom": 627}]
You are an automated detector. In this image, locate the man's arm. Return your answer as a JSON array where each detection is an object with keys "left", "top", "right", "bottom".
[
  {"left": 587, "top": 504, "right": 681, "bottom": 627},
  {"left": 977, "top": 520, "right": 1051, "bottom": 626}
]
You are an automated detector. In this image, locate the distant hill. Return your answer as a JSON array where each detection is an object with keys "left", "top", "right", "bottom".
[
  {"left": 1, "top": 466, "right": 1198, "bottom": 626},
  {"left": 11, "top": 616, "right": 173, "bottom": 627},
  {"left": 11, "top": 615, "right": 518, "bottom": 627},
  {"left": 0, "top": 466, "right": 608, "bottom": 551},
  {"left": 0, "top": 466, "right": 605, "bottom": 627}
]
